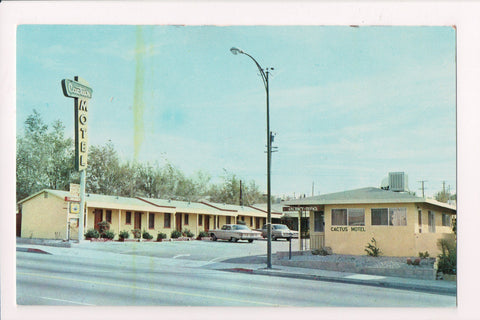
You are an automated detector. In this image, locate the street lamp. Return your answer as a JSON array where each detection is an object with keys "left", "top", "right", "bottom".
[{"left": 230, "top": 47, "right": 274, "bottom": 269}]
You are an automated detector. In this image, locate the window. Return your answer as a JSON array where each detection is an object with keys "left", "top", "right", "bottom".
[
  {"left": 184, "top": 214, "right": 189, "bottom": 225},
  {"left": 106, "top": 210, "right": 112, "bottom": 223},
  {"left": 314, "top": 211, "right": 324, "bottom": 232},
  {"left": 371, "top": 208, "right": 388, "bottom": 225},
  {"left": 331, "top": 209, "right": 347, "bottom": 226},
  {"left": 332, "top": 209, "right": 364, "bottom": 226},
  {"left": 126, "top": 211, "right": 132, "bottom": 224},
  {"left": 442, "top": 213, "right": 451, "bottom": 227},
  {"left": 428, "top": 211, "right": 436, "bottom": 233},
  {"left": 149, "top": 213, "right": 155, "bottom": 229},
  {"left": 164, "top": 213, "right": 171, "bottom": 228},
  {"left": 389, "top": 208, "right": 407, "bottom": 226},
  {"left": 371, "top": 208, "right": 407, "bottom": 226},
  {"left": 348, "top": 208, "right": 365, "bottom": 226},
  {"left": 198, "top": 215, "right": 203, "bottom": 226},
  {"left": 226, "top": 216, "right": 231, "bottom": 224},
  {"left": 250, "top": 217, "right": 253, "bottom": 227}
]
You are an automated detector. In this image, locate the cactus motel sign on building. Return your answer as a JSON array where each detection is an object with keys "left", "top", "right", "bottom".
[{"left": 61, "top": 76, "right": 93, "bottom": 241}]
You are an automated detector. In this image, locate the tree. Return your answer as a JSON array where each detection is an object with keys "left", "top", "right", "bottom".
[
  {"left": 86, "top": 141, "right": 122, "bottom": 196},
  {"left": 207, "top": 170, "right": 265, "bottom": 205},
  {"left": 435, "top": 190, "right": 455, "bottom": 203},
  {"left": 16, "top": 110, "right": 75, "bottom": 202}
]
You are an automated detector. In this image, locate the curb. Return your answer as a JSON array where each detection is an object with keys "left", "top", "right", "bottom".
[
  {"left": 16, "top": 247, "right": 52, "bottom": 255},
  {"left": 221, "top": 268, "right": 456, "bottom": 296}
]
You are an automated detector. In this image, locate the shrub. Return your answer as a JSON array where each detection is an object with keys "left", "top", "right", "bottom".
[
  {"left": 131, "top": 229, "right": 141, "bottom": 239},
  {"left": 312, "top": 247, "right": 331, "bottom": 256},
  {"left": 85, "top": 229, "right": 100, "bottom": 239},
  {"left": 419, "top": 251, "right": 430, "bottom": 259},
  {"left": 157, "top": 232, "right": 167, "bottom": 241},
  {"left": 142, "top": 230, "right": 153, "bottom": 240},
  {"left": 119, "top": 230, "right": 130, "bottom": 240},
  {"left": 103, "top": 230, "right": 115, "bottom": 240},
  {"left": 183, "top": 229, "right": 194, "bottom": 237},
  {"left": 237, "top": 220, "right": 246, "bottom": 225},
  {"left": 171, "top": 230, "right": 182, "bottom": 238},
  {"left": 365, "top": 237, "right": 381, "bottom": 257},
  {"left": 97, "top": 221, "right": 110, "bottom": 233},
  {"left": 198, "top": 231, "right": 209, "bottom": 238},
  {"left": 437, "top": 238, "right": 456, "bottom": 275}
]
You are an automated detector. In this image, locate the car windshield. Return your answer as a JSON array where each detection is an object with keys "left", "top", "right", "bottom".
[
  {"left": 274, "top": 225, "right": 289, "bottom": 230},
  {"left": 233, "top": 225, "right": 249, "bottom": 230}
]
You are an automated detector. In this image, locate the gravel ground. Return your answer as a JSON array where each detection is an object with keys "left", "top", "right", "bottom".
[{"left": 278, "top": 252, "right": 436, "bottom": 269}]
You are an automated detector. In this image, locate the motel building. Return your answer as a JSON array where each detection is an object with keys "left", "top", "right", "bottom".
[
  {"left": 284, "top": 186, "right": 456, "bottom": 257},
  {"left": 17, "top": 189, "right": 282, "bottom": 241}
]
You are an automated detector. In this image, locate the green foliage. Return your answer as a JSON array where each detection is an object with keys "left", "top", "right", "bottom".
[
  {"left": 131, "top": 229, "right": 141, "bottom": 239},
  {"left": 97, "top": 221, "right": 110, "bottom": 233},
  {"left": 142, "top": 230, "right": 153, "bottom": 240},
  {"left": 16, "top": 111, "right": 269, "bottom": 206},
  {"left": 171, "top": 230, "right": 182, "bottom": 239},
  {"left": 85, "top": 229, "right": 100, "bottom": 239},
  {"left": 198, "top": 231, "right": 208, "bottom": 238},
  {"left": 16, "top": 110, "right": 76, "bottom": 202},
  {"left": 365, "top": 237, "right": 381, "bottom": 257},
  {"left": 182, "top": 229, "right": 194, "bottom": 237},
  {"left": 437, "top": 238, "right": 456, "bottom": 275},
  {"left": 157, "top": 232, "right": 167, "bottom": 241},
  {"left": 419, "top": 251, "right": 430, "bottom": 258},
  {"left": 119, "top": 230, "right": 130, "bottom": 240},
  {"left": 103, "top": 230, "right": 115, "bottom": 240},
  {"left": 312, "top": 248, "right": 331, "bottom": 256}
]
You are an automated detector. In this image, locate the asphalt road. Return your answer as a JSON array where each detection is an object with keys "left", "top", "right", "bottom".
[{"left": 16, "top": 243, "right": 456, "bottom": 307}]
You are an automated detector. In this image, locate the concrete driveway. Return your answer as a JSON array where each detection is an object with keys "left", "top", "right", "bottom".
[{"left": 74, "top": 238, "right": 307, "bottom": 264}]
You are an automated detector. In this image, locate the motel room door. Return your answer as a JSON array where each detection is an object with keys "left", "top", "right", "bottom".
[
  {"left": 94, "top": 209, "right": 103, "bottom": 231},
  {"left": 313, "top": 211, "right": 325, "bottom": 248},
  {"left": 176, "top": 213, "right": 182, "bottom": 231},
  {"left": 204, "top": 215, "right": 210, "bottom": 232},
  {"left": 134, "top": 212, "right": 142, "bottom": 230}
]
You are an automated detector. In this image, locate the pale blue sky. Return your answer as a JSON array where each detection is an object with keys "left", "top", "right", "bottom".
[{"left": 17, "top": 25, "right": 456, "bottom": 198}]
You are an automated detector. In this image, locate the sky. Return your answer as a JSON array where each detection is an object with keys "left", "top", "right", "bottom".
[{"left": 16, "top": 25, "right": 456, "bottom": 198}]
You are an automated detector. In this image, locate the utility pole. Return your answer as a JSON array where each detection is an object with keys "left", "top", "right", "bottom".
[{"left": 418, "top": 180, "right": 427, "bottom": 198}]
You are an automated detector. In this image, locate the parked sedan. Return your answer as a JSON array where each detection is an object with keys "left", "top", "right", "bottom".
[
  {"left": 209, "top": 224, "right": 262, "bottom": 243},
  {"left": 261, "top": 224, "right": 298, "bottom": 240}
]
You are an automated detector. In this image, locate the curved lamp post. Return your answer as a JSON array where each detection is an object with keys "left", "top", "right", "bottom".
[{"left": 230, "top": 47, "right": 273, "bottom": 269}]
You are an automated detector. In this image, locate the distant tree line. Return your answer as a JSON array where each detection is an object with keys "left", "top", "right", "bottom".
[{"left": 16, "top": 110, "right": 266, "bottom": 205}]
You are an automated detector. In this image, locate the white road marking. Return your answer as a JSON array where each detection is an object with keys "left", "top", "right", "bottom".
[
  {"left": 20, "top": 272, "right": 286, "bottom": 306},
  {"left": 173, "top": 254, "right": 191, "bottom": 259},
  {"left": 41, "top": 296, "right": 95, "bottom": 306},
  {"left": 345, "top": 274, "right": 386, "bottom": 280}
]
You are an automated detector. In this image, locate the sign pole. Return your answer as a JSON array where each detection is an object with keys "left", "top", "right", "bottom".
[
  {"left": 79, "top": 169, "right": 86, "bottom": 242},
  {"left": 61, "top": 76, "right": 92, "bottom": 242}
]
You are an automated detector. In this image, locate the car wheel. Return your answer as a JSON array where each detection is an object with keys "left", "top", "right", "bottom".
[
  {"left": 248, "top": 239, "right": 254, "bottom": 243},
  {"left": 272, "top": 236, "right": 277, "bottom": 241},
  {"left": 232, "top": 237, "right": 238, "bottom": 242},
  {"left": 211, "top": 234, "right": 217, "bottom": 241}
]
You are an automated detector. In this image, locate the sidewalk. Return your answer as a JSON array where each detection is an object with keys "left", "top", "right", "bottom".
[{"left": 16, "top": 243, "right": 456, "bottom": 297}]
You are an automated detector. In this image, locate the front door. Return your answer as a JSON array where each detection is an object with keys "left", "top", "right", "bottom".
[
  {"left": 94, "top": 209, "right": 103, "bottom": 230},
  {"left": 134, "top": 212, "right": 141, "bottom": 229},
  {"left": 176, "top": 213, "right": 182, "bottom": 231},
  {"left": 204, "top": 215, "right": 210, "bottom": 232}
]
